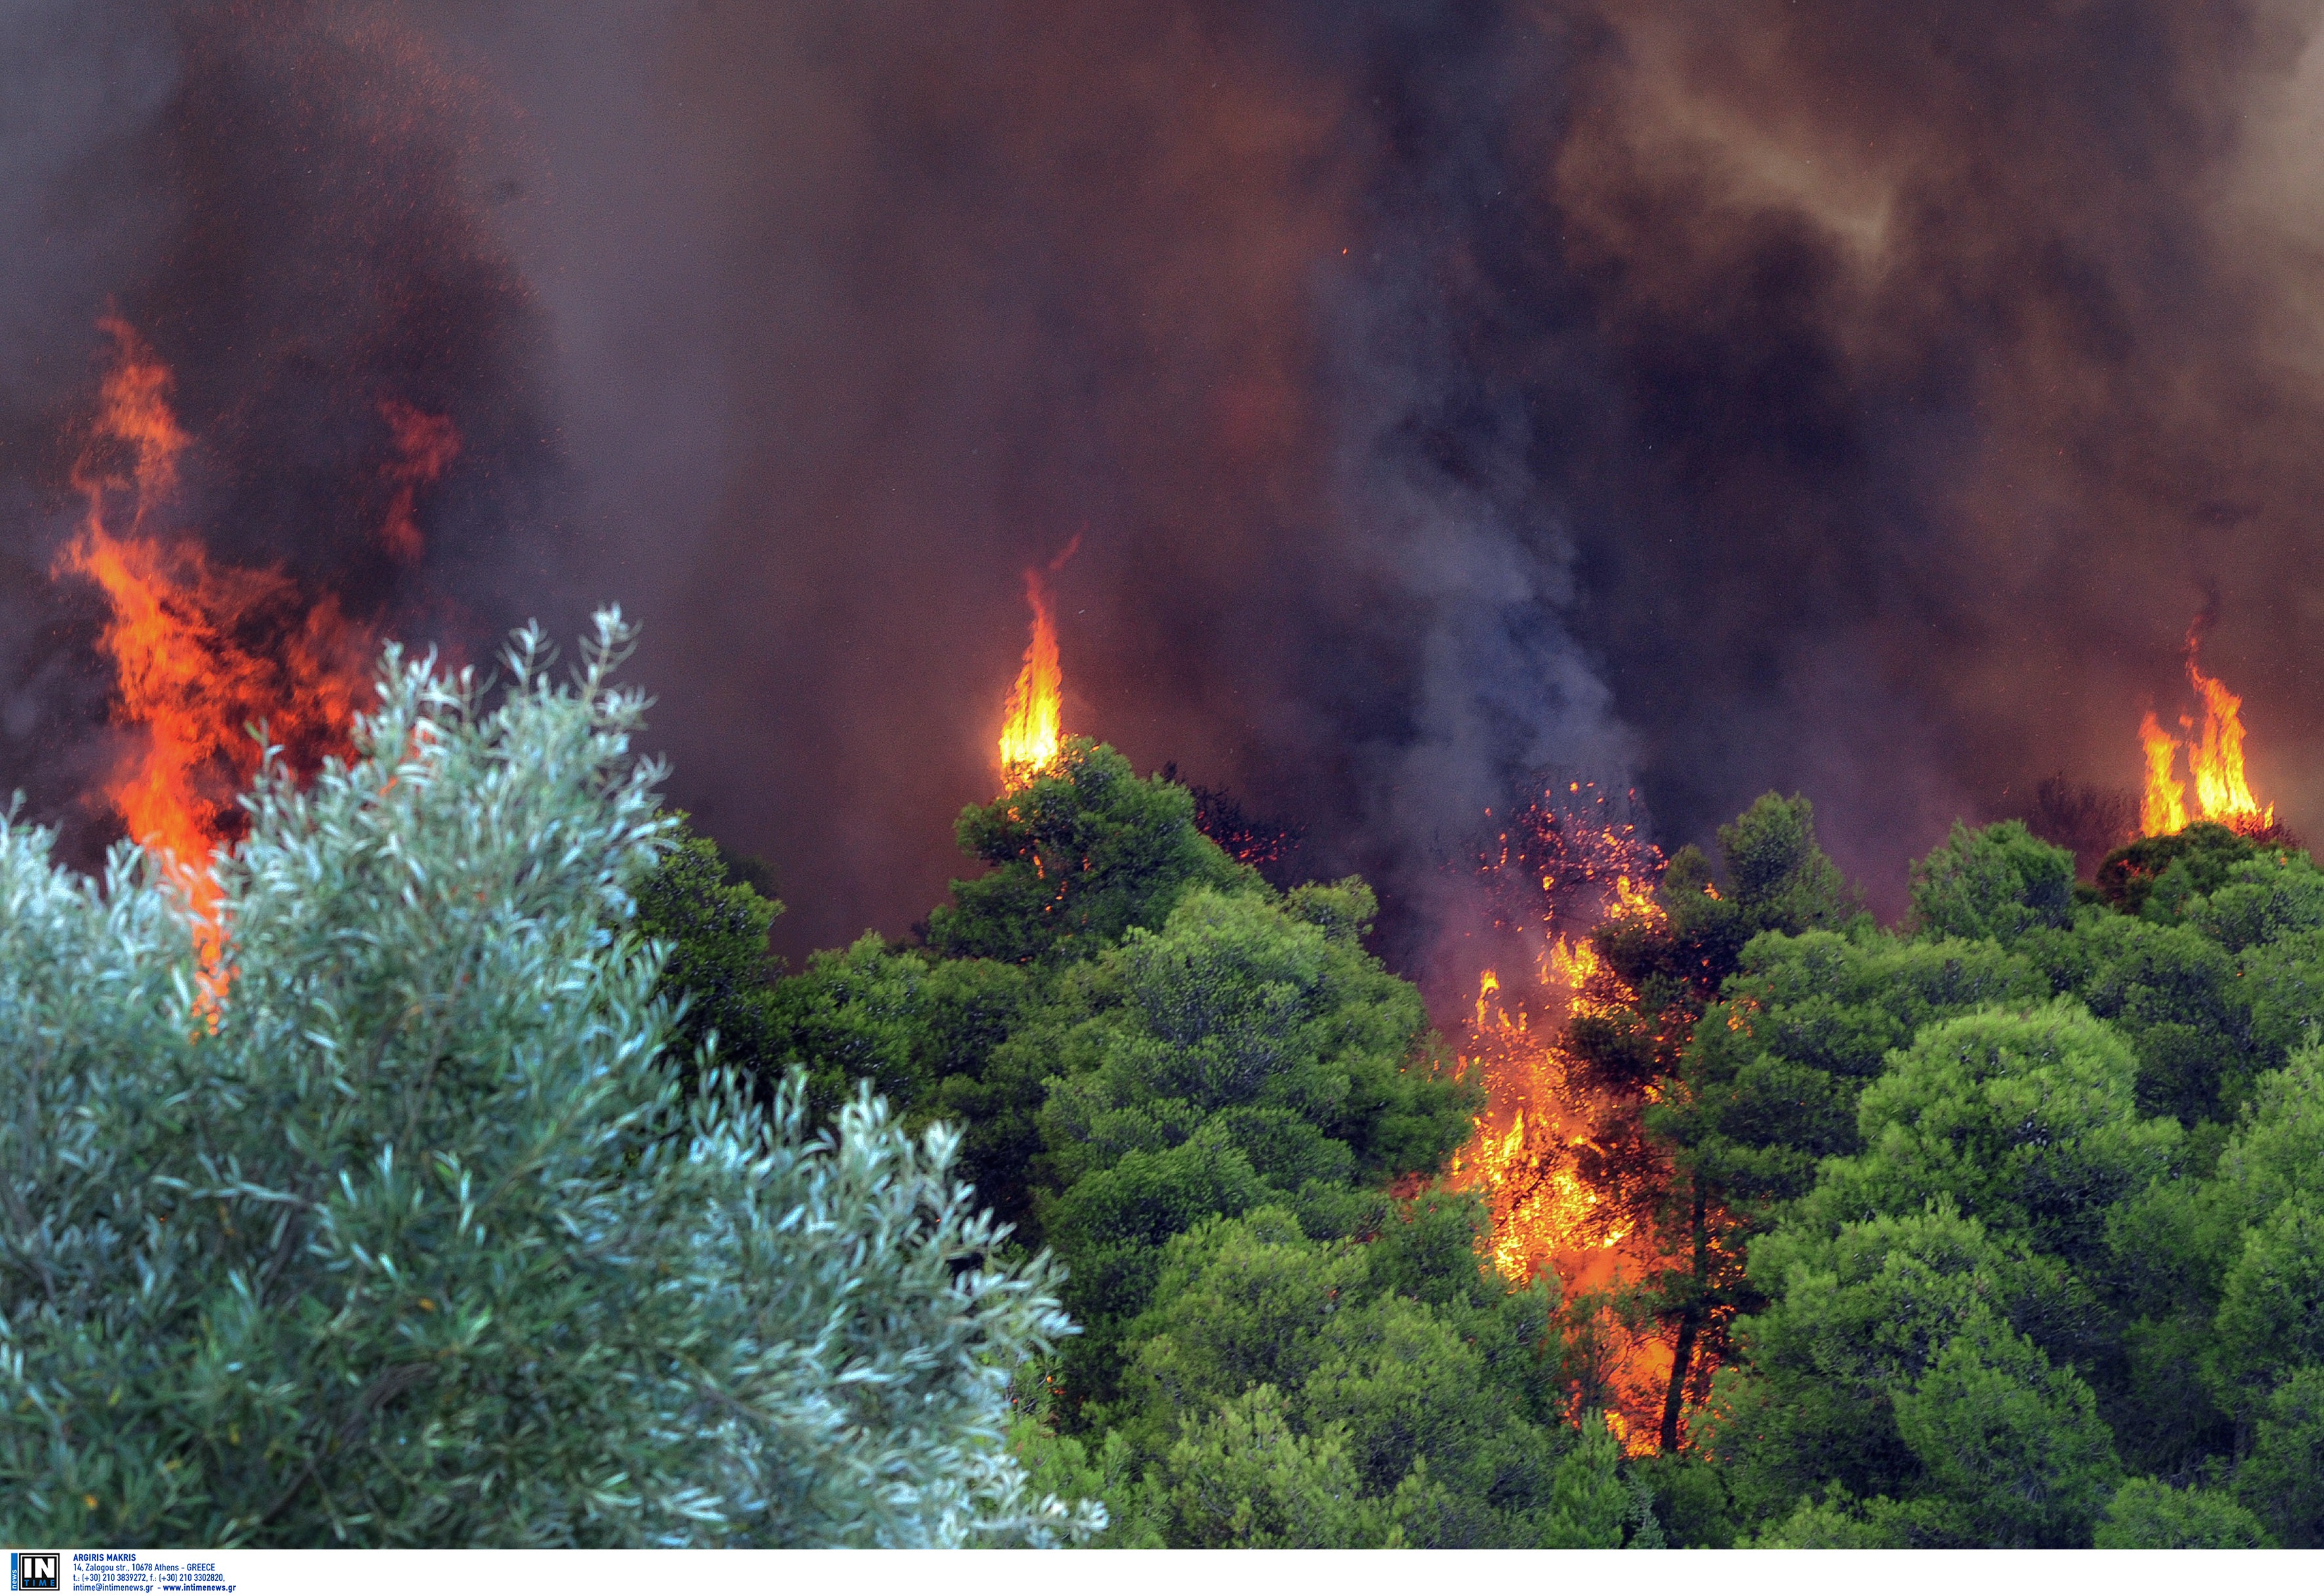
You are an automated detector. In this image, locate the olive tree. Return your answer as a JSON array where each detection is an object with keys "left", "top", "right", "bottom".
[{"left": 0, "top": 615, "right": 1096, "bottom": 1547}]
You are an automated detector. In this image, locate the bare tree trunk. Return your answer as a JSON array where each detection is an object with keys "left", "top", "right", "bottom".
[{"left": 1659, "top": 1181, "right": 1709, "bottom": 1454}]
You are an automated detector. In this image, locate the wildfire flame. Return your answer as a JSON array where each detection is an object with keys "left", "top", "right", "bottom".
[
  {"left": 1455, "top": 922, "right": 1655, "bottom": 1290},
  {"left": 2186, "top": 661, "right": 2267, "bottom": 825},
  {"left": 997, "top": 568, "right": 1061, "bottom": 783},
  {"left": 2138, "top": 638, "right": 2273, "bottom": 837},
  {"left": 53, "top": 319, "right": 369, "bottom": 959},
  {"left": 996, "top": 535, "right": 1080, "bottom": 787},
  {"left": 2138, "top": 710, "right": 2187, "bottom": 837},
  {"left": 1446, "top": 787, "right": 1711, "bottom": 1452}
]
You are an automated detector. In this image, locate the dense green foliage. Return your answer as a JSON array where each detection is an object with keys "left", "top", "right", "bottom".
[
  {"left": 0, "top": 621, "right": 1093, "bottom": 1548},
  {"left": 1674, "top": 821, "right": 2324, "bottom": 1547},
  {"left": 928, "top": 739, "right": 1257, "bottom": 966},
  {"left": 631, "top": 821, "right": 785, "bottom": 1090},
  {"left": 26, "top": 601, "right": 2315, "bottom": 1549},
  {"left": 630, "top": 744, "right": 2324, "bottom": 1547},
  {"left": 697, "top": 741, "right": 1695, "bottom": 1547}
]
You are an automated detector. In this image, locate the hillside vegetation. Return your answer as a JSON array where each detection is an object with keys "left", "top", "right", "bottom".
[
  {"left": 678, "top": 746, "right": 2324, "bottom": 1549},
  {"left": 7, "top": 642, "right": 2318, "bottom": 1547}
]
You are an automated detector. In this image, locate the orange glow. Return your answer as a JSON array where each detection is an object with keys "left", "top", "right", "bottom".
[
  {"left": 1474, "top": 967, "right": 1503, "bottom": 1031},
  {"left": 1452, "top": 946, "right": 1677, "bottom": 1448},
  {"left": 1446, "top": 789, "right": 1711, "bottom": 1452},
  {"left": 997, "top": 537, "right": 1080, "bottom": 787},
  {"left": 54, "top": 320, "right": 368, "bottom": 961},
  {"left": 377, "top": 398, "right": 460, "bottom": 561},
  {"left": 2136, "top": 639, "right": 2274, "bottom": 838},
  {"left": 1545, "top": 933, "right": 1597, "bottom": 990},
  {"left": 2185, "top": 659, "right": 2270, "bottom": 828},
  {"left": 2139, "top": 710, "right": 2187, "bottom": 838}
]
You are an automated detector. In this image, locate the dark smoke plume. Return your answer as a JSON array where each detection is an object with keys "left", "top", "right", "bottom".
[
  {"left": 408, "top": 2, "right": 1641, "bottom": 983},
  {"left": 1516, "top": 2, "right": 2324, "bottom": 915},
  {"left": 1, "top": 0, "right": 569, "bottom": 862},
  {"left": 14, "top": 2, "right": 2324, "bottom": 992}
]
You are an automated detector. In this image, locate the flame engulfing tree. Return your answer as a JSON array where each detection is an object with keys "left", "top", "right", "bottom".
[
  {"left": 667, "top": 747, "right": 2324, "bottom": 1548},
  {"left": 2134, "top": 642, "right": 2281, "bottom": 842},
  {"left": 996, "top": 537, "right": 1080, "bottom": 788},
  {"left": 747, "top": 739, "right": 1687, "bottom": 1547},
  {"left": 0, "top": 615, "right": 1096, "bottom": 1548}
]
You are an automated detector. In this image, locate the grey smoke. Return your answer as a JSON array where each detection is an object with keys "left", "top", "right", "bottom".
[{"left": 13, "top": 1, "right": 2319, "bottom": 987}]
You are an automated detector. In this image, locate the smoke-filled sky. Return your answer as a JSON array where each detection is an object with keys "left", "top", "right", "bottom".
[{"left": 10, "top": 1, "right": 2324, "bottom": 978}]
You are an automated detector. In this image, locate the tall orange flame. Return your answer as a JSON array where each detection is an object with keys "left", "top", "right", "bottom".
[
  {"left": 2136, "top": 638, "right": 2273, "bottom": 837},
  {"left": 2138, "top": 710, "right": 2187, "bottom": 837},
  {"left": 52, "top": 319, "right": 368, "bottom": 956},
  {"left": 2186, "top": 659, "right": 2267, "bottom": 825},
  {"left": 996, "top": 536, "right": 1080, "bottom": 786}
]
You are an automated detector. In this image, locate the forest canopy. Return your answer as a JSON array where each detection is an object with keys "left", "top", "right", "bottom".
[
  {"left": 655, "top": 745, "right": 2324, "bottom": 1549},
  {"left": 7, "top": 645, "right": 2323, "bottom": 1548}
]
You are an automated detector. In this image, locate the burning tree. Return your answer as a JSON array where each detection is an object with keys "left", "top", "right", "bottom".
[
  {"left": 996, "top": 535, "right": 1081, "bottom": 789},
  {"left": 745, "top": 662, "right": 1659, "bottom": 1544},
  {"left": 1160, "top": 765, "right": 1309, "bottom": 889},
  {"left": 2134, "top": 638, "right": 2285, "bottom": 842},
  {"left": 2087, "top": 640, "right": 2302, "bottom": 919},
  {"left": 1448, "top": 788, "right": 1861, "bottom": 1455}
]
